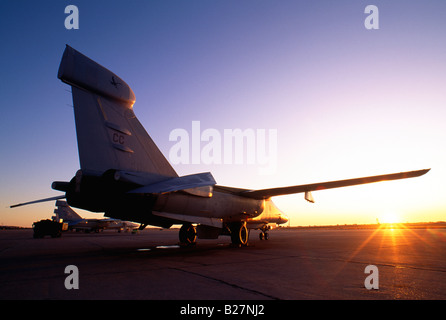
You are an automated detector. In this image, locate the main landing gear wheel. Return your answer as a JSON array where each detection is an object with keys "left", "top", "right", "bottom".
[
  {"left": 179, "top": 223, "right": 197, "bottom": 246},
  {"left": 230, "top": 223, "right": 249, "bottom": 246}
]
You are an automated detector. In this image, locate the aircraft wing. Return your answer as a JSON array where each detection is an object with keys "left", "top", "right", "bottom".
[{"left": 237, "top": 169, "right": 430, "bottom": 200}]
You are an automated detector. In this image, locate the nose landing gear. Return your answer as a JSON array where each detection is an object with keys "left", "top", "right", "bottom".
[
  {"left": 258, "top": 225, "right": 271, "bottom": 241},
  {"left": 259, "top": 231, "right": 269, "bottom": 240}
]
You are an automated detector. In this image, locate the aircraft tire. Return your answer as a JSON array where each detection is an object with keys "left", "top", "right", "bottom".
[
  {"left": 231, "top": 223, "right": 248, "bottom": 246},
  {"left": 179, "top": 223, "right": 197, "bottom": 245}
]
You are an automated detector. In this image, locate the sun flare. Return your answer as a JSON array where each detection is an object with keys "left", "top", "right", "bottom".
[{"left": 379, "top": 211, "right": 401, "bottom": 224}]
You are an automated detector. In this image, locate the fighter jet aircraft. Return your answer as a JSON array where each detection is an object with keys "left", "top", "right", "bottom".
[
  {"left": 53, "top": 200, "right": 138, "bottom": 233},
  {"left": 11, "top": 46, "right": 429, "bottom": 246}
]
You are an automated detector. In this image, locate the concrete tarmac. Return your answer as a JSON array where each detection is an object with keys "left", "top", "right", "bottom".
[{"left": 0, "top": 227, "right": 445, "bottom": 300}]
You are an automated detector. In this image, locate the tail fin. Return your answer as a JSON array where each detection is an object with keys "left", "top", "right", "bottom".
[
  {"left": 54, "top": 200, "right": 82, "bottom": 221},
  {"left": 57, "top": 45, "right": 177, "bottom": 178}
]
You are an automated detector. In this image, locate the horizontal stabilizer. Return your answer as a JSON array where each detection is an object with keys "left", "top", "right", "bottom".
[
  {"left": 10, "top": 195, "right": 66, "bottom": 208},
  {"left": 127, "top": 172, "right": 216, "bottom": 195},
  {"left": 239, "top": 169, "right": 430, "bottom": 200},
  {"left": 58, "top": 45, "right": 135, "bottom": 106}
]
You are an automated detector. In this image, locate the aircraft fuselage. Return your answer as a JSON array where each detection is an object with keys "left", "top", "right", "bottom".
[{"left": 55, "top": 170, "right": 283, "bottom": 230}]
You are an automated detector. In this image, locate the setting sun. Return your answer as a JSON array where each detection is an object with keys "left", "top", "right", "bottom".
[{"left": 379, "top": 212, "right": 402, "bottom": 224}]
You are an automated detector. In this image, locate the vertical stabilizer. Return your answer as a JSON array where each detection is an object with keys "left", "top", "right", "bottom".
[
  {"left": 58, "top": 46, "right": 177, "bottom": 179},
  {"left": 54, "top": 200, "right": 83, "bottom": 221}
]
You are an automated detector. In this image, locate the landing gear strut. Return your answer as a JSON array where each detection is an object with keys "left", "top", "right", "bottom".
[{"left": 179, "top": 223, "right": 197, "bottom": 246}]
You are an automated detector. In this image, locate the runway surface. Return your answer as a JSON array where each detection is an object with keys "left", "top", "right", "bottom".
[{"left": 1, "top": 227, "right": 445, "bottom": 300}]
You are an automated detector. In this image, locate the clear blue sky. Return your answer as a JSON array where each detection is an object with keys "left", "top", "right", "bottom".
[{"left": 1, "top": 1, "right": 445, "bottom": 227}]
